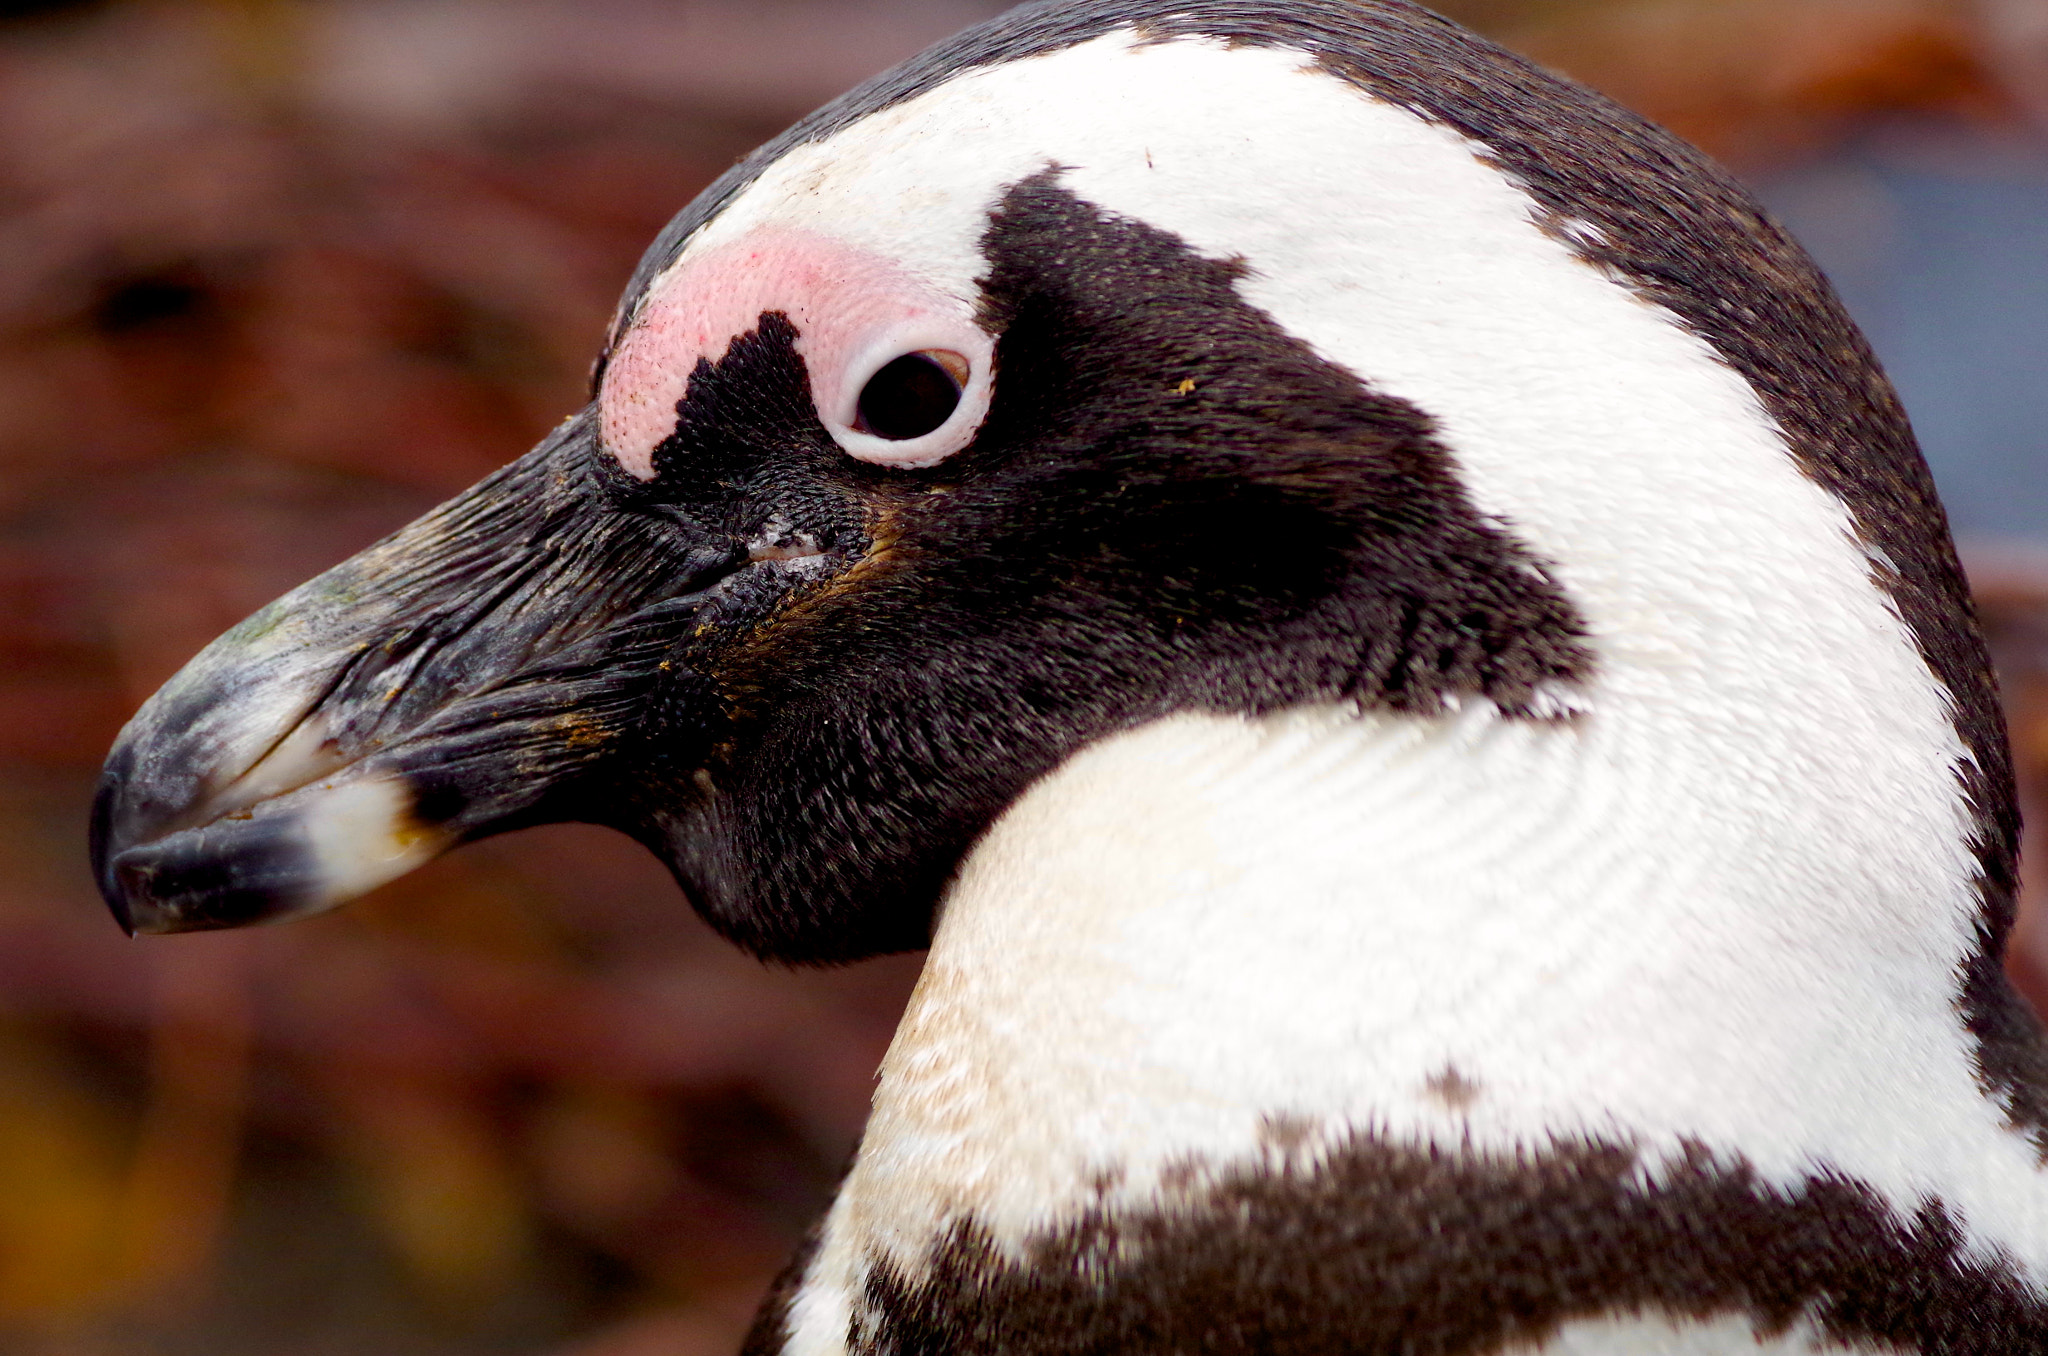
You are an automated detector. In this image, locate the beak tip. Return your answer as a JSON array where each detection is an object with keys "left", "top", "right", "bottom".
[
  {"left": 86, "top": 770, "right": 437, "bottom": 935},
  {"left": 104, "top": 851, "right": 189, "bottom": 936},
  {"left": 89, "top": 769, "right": 138, "bottom": 937},
  {"left": 90, "top": 728, "right": 342, "bottom": 936}
]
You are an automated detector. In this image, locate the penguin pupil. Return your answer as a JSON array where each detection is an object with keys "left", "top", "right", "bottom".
[{"left": 856, "top": 352, "right": 963, "bottom": 440}]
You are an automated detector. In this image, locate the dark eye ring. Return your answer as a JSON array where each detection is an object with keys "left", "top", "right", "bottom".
[{"left": 855, "top": 350, "right": 969, "bottom": 441}]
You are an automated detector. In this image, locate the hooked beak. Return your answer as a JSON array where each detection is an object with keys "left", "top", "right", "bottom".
[{"left": 91, "top": 410, "right": 771, "bottom": 935}]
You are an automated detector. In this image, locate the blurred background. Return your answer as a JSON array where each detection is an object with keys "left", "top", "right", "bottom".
[{"left": 1, "top": 0, "right": 2046, "bottom": 1351}]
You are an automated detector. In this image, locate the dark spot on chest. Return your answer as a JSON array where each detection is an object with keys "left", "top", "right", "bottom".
[{"left": 1424, "top": 1064, "right": 1483, "bottom": 1111}]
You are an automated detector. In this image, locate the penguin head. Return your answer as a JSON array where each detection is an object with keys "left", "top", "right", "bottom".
[{"left": 90, "top": 1, "right": 2005, "bottom": 980}]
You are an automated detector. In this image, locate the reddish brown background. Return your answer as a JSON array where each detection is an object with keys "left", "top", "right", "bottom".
[{"left": 1, "top": 2, "right": 2045, "bottom": 1353}]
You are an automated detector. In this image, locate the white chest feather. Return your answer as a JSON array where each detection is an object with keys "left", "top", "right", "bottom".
[
  {"left": 1536, "top": 1317, "right": 1836, "bottom": 1354},
  {"left": 807, "top": 685, "right": 2013, "bottom": 1234},
  {"left": 778, "top": 693, "right": 2030, "bottom": 1354}
]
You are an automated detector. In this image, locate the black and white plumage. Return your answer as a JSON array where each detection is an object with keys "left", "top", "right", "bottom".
[{"left": 89, "top": 1, "right": 2048, "bottom": 1352}]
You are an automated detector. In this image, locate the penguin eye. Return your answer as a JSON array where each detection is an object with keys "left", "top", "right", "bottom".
[
  {"left": 855, "top": 351, "right": 967, "bottom": 441},
  {"left": 827, "top": 333, "right": 991, "bottom": 470}
]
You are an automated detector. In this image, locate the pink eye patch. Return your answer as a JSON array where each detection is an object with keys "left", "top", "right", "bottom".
[{"left": 599, "top": 228, "right": 995, "bottom": 478}]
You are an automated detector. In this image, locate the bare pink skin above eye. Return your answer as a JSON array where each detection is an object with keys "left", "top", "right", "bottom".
[{"left": 599, "top": 228, "right": 978, "bottom": 480}]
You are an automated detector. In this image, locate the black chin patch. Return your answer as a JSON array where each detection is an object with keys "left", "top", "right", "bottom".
[{"left": 658, "top": 174, "right": 1590, "bottom": 964}]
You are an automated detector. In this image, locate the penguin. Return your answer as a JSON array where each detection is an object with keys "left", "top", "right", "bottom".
[{"left": 89, "top": 0, "right": 2048, "bottom": 1351}]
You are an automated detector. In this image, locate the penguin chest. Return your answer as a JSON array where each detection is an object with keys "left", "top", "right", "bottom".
[{"left": 751, "top": 710, "right": 2047, "bottom": 1356}]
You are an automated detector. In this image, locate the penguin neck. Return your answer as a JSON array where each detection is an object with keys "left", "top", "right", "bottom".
[{"left": 822, "top": 697, "right": 2032, "bottom": 1271}]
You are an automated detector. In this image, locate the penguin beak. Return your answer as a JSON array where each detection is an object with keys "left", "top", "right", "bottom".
[{"left": 91, "top": 410, "right": 752, "bottom": 935}]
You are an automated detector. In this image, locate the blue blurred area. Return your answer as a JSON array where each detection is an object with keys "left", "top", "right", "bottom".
[{"left": 1763, "top": 124, "right": 2048, "bottom": 546}]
